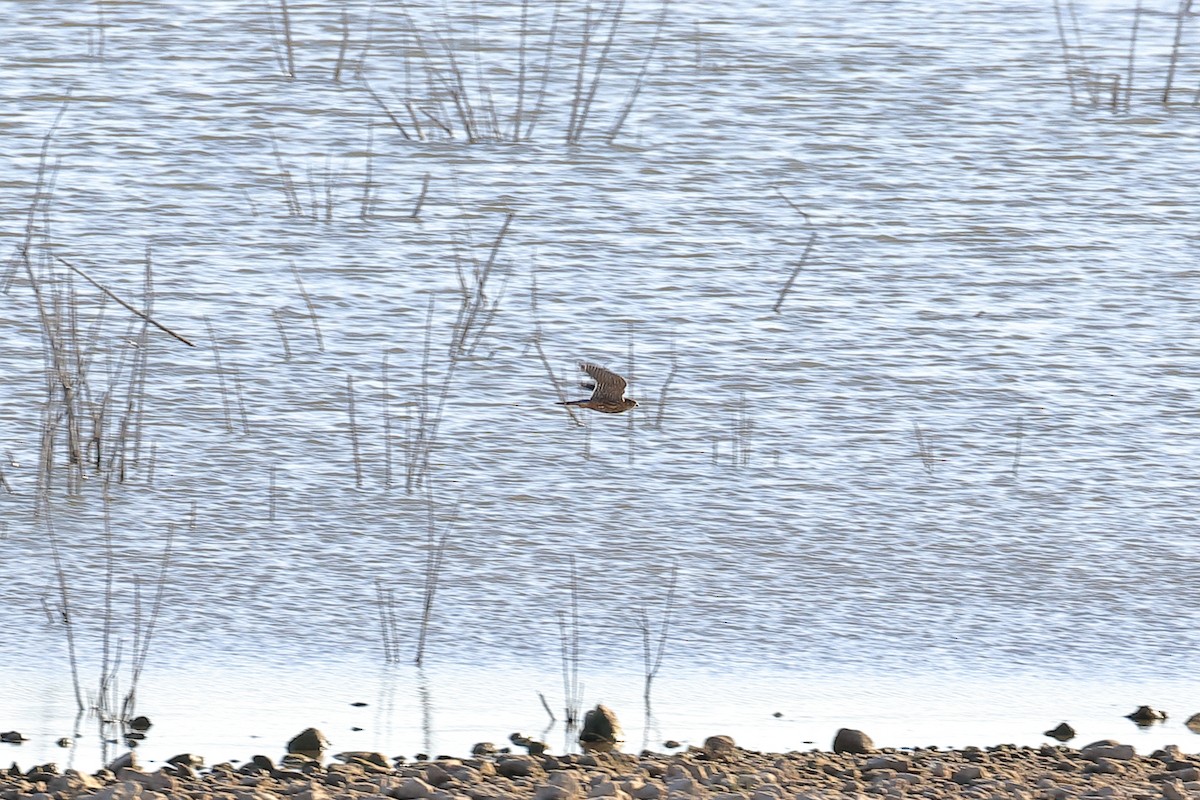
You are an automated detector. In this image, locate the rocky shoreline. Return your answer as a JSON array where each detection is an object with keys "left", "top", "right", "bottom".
[{"left": 3, "top": 735, "right": 1199, "bottom": 800}]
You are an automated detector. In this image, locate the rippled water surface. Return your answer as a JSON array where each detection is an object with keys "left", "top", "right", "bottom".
[{"left": 3, "top": 0, "right": 1200, "bottom": 771}]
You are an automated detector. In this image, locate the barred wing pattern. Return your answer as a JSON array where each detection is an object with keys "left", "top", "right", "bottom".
[{"left": 579, "top": 362, "right": 628, "bottom": 403}]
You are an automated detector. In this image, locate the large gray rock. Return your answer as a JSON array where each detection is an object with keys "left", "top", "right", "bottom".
[
  {"left": 1080, "top": 740, "right": 1135, "bottom": 761},
  {"left": 579, "top": 705, "right": 623, "bottom": 753},
  {"left": 287, "top": 728, "right": 330, "bottom": 759},
  {"left": 832, "top": 728, "right": 874, "bottom": 754}
]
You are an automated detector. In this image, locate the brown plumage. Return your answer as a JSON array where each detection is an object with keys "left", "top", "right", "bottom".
[{"left": 557, "top": 362, "right": 638, "bottom": 414}]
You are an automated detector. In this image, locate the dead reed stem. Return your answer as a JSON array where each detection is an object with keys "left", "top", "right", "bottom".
[
  {"left": 772, "top": 231, "right": 817, "bottom": 314},
  {"left": 638, "top": 561, "right": 677, "bottom": 709},
  {"left": 529, "top": 265, "right": 581, "bottom": 426},
  {"left": 1125, "top": 0, "right": 1141, "bottom": 112},
  {"left": 1011, "top": 417, "right": 1024, "bottom": 477},
  {"left": 279, "top": 0, "right": 296, "bottom": 78},
  {"left": 346, "top": 373, "right": 364, "bottom": 489},
  {"left": 523, "top": 0, "right": 564, "bottom": 140},
  {"left": 411, "top": 173, "right": 431, "bottom": 220},
  {"left": 382, "top": 351, "right": 394, "bottom": 489},
  {"left": 512, "top": 0, "right": 530, "bottom": 141},
  {"left": 571, "top": 0, "right": 625, "bottom": 144},
  {"left": 452, "top": 213, "right": 514, "bottom": 358},
  {"left": 375, "top": 578, "right": 401, "bottom": 664},
  {"left": 627, "top": 335, "right": 636, "bottom": 464},
  {"left": 122, "top": 507, "right": 182, "bottom": 720},
  {"left": 289, "top": 260, "right": 325, "bottom": 352},
  {"left": 566, "top": 5, "right": 595, "bottom": 144},
  {"left": 363, "top": 79, "right": 413, "bottom": 140},
  {"left": 557, "top": 555, "right": 582, "bottom": 727},
  {"left": 414, "top": 490, "right": 458, "bottom": 667},
  {"left": 361, "top": 121, "right": 375, "bottom": 220},
  {"left": 204, "top": 318, "right": 235, "bottom": 433},
  {"left": 913, "top": 421, "right": 936, "bottom": 475},
  {"left": 268, "top": 465, "right": 278, "bottom": 521},
  {"left": 1052, "top": 0, "right": 1079, "bottom": 105},
  {"left": 269, "top": 134, "right": 303, "bottom": 215},
  {"left": 334, "top": 9, "right": 350, "bottom": 82},
  {"left": 271, "top": 309, "right": 292, "bottom": 360},
  {"left": 651, "top": 341, "right": 676, "bottom": 430},
  {"left": 1165, "top": 0, "right": 1192, "bottom": 103},
  {"left": 39, "top": 499, "right": 84, "bottom": 710},
  {"left": 607, "top": 0, "right": 669, "bottom": 142}
]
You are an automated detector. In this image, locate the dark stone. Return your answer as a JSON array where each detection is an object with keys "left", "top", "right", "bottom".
[
  {"left": 832, "top": 728, "right": 874, "bottom": 755},
  {"left": 105, "top": 753, "right": 136, "bottom": 772},
  {"left": 1044, "top": 723, "right": 1075, "bottom": 742},
  {"left": 251, "top": 755, "right": 275, "bottom": 770},
  {"left": 287, "top": 728, "right": 330, "bottom": 759},
  {"left": 128, "top": 716, "right": 152, "bottom": 732},
  {"left": 508, "top": 733, "right": 547, "bottom": 755},
  {"left": 496, "top": 758, "right": 535, "bottom": 778},
  {"left": 351, "top": 702, "right": 368, "bottom": 707},
  {"left": 0, "top": 732, "right": 27, "bottom": 744},
  {"left": 579, "top": 705, "right": 623, "bottom": 753},
  {"left": 1126, "top": 706, "right": 1167, "bottom": 725}
]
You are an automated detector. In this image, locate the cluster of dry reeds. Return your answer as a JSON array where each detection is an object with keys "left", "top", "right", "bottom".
[
  {"left": 264, "top": 0, "right": 669, "bottom": 144},
  {"left": 6, "top": 98, "right": 196, "bottom": 754},
  {"left": 1053, "top": 0, "right": 1200, "bottom": 112}
]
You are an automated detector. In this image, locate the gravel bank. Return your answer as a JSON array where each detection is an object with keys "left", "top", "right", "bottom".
[{"left": 3, "top": 738, "right": 1198, "bottom": 800}]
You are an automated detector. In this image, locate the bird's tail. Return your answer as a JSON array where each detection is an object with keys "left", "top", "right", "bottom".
[{"left": 557, "top": 399, "right": 585, "bottom": 406}]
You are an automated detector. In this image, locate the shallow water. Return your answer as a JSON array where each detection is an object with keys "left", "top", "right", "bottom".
[{"left": 3, "top": 0, "right": 1200, "bottom": 772}]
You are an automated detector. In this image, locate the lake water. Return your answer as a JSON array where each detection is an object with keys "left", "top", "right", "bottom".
[{"left": 3, "top": 0, "right": 1200, "bottom": 773}]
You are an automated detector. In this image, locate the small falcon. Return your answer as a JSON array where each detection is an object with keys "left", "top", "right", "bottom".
[{"left": 558, "top": 362, "right": 638, "bottom": 414}]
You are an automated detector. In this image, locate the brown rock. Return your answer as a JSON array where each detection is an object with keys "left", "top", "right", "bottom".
[
  {"left": 952, "top": 765, "right": 989, "bottom": 784},
  {"left": 831, "top": 729, "right": 874, "bottom": 755},
  {"left": 1043, "top": 723, "right": 1075, "bottom": 742},
  {"left": 580, "top": 706, "right": 624, "bottom": 754},
  {"left": 703, "top": 736, "right": 738, "bottom": 758},
  {"left": 388, "top": 777, "right": 434, "bottom": 799}
]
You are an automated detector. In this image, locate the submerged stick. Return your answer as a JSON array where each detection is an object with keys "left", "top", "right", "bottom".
[
  {"left": 771, "top": 231, "right": 817, "bottom": 314},
  {"left": 56, "top": 257, "right": 195, "bottom": 346},
  {"left": 607, "top": 0, "right": 669, "bottom": 142}
]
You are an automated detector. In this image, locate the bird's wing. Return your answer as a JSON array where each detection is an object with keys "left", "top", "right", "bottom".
[{"left": 579, "top": 362, "right": 627, "bottom": 401}]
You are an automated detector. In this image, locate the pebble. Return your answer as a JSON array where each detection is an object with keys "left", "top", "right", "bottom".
[{"left": 1, "top": 740, "right": 1194, "bottom": 800}]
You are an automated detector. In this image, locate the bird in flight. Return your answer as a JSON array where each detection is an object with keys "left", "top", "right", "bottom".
[{"left": 558, "top": 362, "right": 638, "bottom": 414}]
